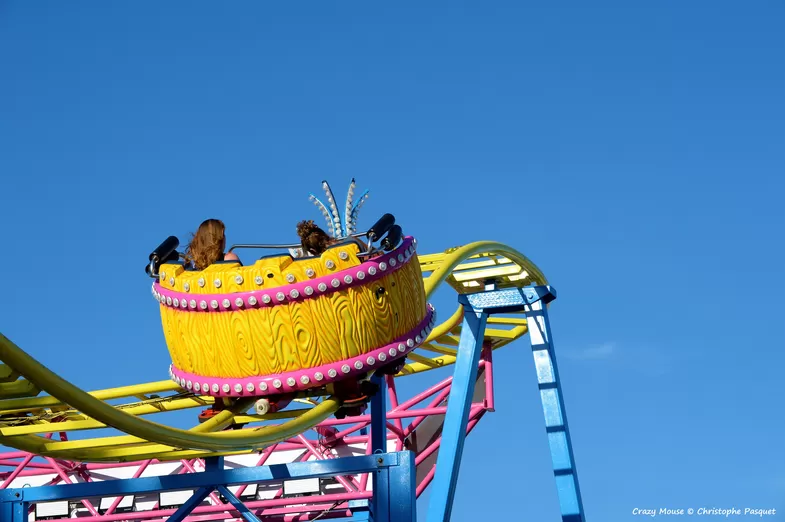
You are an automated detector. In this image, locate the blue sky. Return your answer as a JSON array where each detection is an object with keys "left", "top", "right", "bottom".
[{"left": 1, "top": 1, "right": 783, "bottom": 520}]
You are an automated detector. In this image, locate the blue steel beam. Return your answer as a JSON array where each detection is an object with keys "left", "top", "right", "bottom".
[
  {"left": 459, "top": 285, "right": 556, "bottom": 313},
  {"left": 0, "top": 453, "right": 402, "bottom": 504},
  {"left": 426, "top": 306, "right": 488, "bottom": 522}
]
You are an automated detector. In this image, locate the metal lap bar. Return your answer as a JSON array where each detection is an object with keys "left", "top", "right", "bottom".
[
  {"left": 0, "top": 453, "right": 415, "bottom": 522},
  {"left": 428, "top": 285, "right": 585, "bottom": 522}
]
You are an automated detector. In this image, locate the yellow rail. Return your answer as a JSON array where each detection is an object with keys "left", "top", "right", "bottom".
[{"left": 0, "top": 241, "right": 546, "bottom": 461}]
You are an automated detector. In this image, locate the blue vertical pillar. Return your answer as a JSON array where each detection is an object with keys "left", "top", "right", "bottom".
[
  {"left": 370, "top": 373, "right": 387, "bottom": 454},
  {"left": 426, "top": 306, "right": 488, "bottom": 522},
  {"left": 0, "top": 498, "right": 27, "bottom": 522},
  {"left": 370, "top": 372, "right": 389, "bottom": 521},
  {"left": 524, "top": 296, "right": 586, "bottom": 522}
]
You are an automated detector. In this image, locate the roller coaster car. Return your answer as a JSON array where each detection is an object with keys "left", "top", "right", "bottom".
[{"left": 146, "top": 212, "right": 434, "bottom": 416}]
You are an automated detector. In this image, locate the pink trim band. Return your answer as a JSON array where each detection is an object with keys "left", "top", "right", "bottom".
[
  {"left": 169, "top": 304, "right": 435, "bottom": 398},
  {"left": 152, "top": 237, "right": 417, "bottom": 312}
]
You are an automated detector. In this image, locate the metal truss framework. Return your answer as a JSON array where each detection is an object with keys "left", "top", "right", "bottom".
[{"left": 0, "top": 285, "right": 586, "bottom": 522}]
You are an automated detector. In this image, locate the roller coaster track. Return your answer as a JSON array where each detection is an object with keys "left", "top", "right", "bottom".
[{"left": 0, "top": 241, "right": 547, "bottom": 463}]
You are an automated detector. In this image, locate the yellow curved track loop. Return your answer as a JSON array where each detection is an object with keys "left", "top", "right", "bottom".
[{"left": 0, "top": 241, "right": 546, "bottom": 462}]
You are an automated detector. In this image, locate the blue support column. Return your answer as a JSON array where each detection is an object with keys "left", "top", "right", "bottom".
[
  {"left": 370, "top": 372, "right": 389, "bottom": 521},
  {"left": 524, "top": 293, "right": 586, "bottom": 522},
  {"left": 0, "top": 497, "right": 26, "bottom": 522},
  {"left": 370, "top": 373, "right": 387, "bottom": 454},
  {"left": 426, "top": 306, "right": 488, "bottom": 522},
  {"left": 388, "top": 448, "right": 416, "bottom": 521}
]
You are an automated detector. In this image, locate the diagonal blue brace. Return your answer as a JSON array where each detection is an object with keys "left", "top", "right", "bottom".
[
  {"left": 522, "top": 290, "right": 586, "bottom": 522},
  {"left": 216, "top": 485, "right": 262, "bottom": 522},
  {"left": 168, "top": 486, "right": 215, "bottom": 522},
  {"left": 426, "top": 305, "right": 488, "bottom": 522}
]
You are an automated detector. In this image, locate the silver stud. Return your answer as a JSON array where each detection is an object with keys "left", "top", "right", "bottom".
[
  {"left": 421, "top": 329, "right": 428, "bottom": 339},
  {"left": 366, "top": 356, "right": 375, "bottom": 365},
  {"left": 343, "top": 275, "right": 353, "bottom": 284},
  {"left": 357, "top": 271, "right": 365, "bottom": 280},
  {"left": 398, "top": 254, "right": 404, "bottom": 263},
  {"left": 222, "top": 384, "right": 230, "bottom": 393},
  {"left": 407, "top": 339, "right": 415, "bottom": 348},
  {"left": 327, "top": 369, "right": 337, "bottom": 378},
  {"left": 235, "top": 298, "right": 244, "bottom": 307},
  {"left": 259, "top": 382, "right": 268, "bottom": 392},
  {"left": 339, "top": 251, "right": 349, "bottom": 261},
  {"left": 368, "top": 266, "right": 377, "bottom": 276},
  {"left": 379, "top": 262, "right": 387, "bottom": 271},
  {"left": 304, "top": 286, "right": 314, "bottom": 296},
  {"left": 161, "top": 271, "right": 166, "bottom": 279},
  {"left": 212, "top": 384, "right": 219, "bottom": 393},
  {"left": 186, "top": 380, "right": 192, "bottom": 390},
  {"left": 255, "top": 275, "right": 263, "bottom": 285},
  {"left": 214, "top": 279, "right": 222, "bottom": 289},
  {"left": 184, "top": 282, "right": 191, "bottom": 292},
  {"left": 189, "top": 299, "right": 197, "bottom": 309},
  {"left": 305, "top": 268, "right": 315, "bottom": 278},
  {"left": 194, "top": 383, "right": 201, "bottom": 392},
  {"left": 173, "top": 298, "right": 179, "bottom": 307},
  {"left": 248, "top": 296, "right": 258, "bottom": 306},
  {"left": 390, "top": 258, "right": 397, "bottom": 267},
  {"left": 300, "top": 375, "right": 310, "bottom": 385},
  {"left": 378, "top": 353, "right": 387, "bottom": 362},
  {"left": 262, "top": 294, "right": 272, "bottom": 304},
  {"left": 199, "top": 300, "right": 207, "bottom": 310},
  {"left": 198, "top": 278, "right": 205, "bottom": 287},
  {"left": 246, "top": 382, "right": 255, "bottom": 392},
  {"left": 331, "top": 278, "right": 340, "bottom": 288},
  {"left": 286, "top": 274, "right": 295, "bottom": 283},
  {"left": 234, "top": 383, "right": 243, "bottom": 393},
  {"left": 210, "top": 300, "right": 219, "bottom": 309},
  {"left": 415, "top": 335, "right": 422, "bottom": 343},
  {"left": 166, "top": 297, "right": 172, "bottom": 306},
  {"left": 326, "top": 260, "right": 335, "bottom": 269},
  {"left": 314, "top": 372, "right": 324, "bottom": 381},
  {"left": 354, "top": 361, "right": 363, "bottom": 370},
  {"left": 398, "top": 343, "right": 406, "bottom": 351},
  {"left": 235, "top": 275, "right": 244, "bottom": 284},
  {"left": 286, "top": 377, "right": 296, "bottom": 387},
  {"left": 341, "top": 364, "right": 351, "bottom": 374},
  {"left": 273, "top": 379, "right": 282, "bottom": 389},
  {"left": 276, "top": 292, "right": 285, "bottom": 302},
  {"left": 318, "top": 282, "right": 328, "bottom": 292},
  {"left": 290, "top": 289, "right": 300, "bottom": 299},
  {"left": 169, "top": 277, "right": 175, "bottom": 286},
  {"left": 181, "top": 300, "right": 188, "bottom": 309},
  {"left": 203, "top": 383, "right": 209, "bottom": 392},
  {"left": 223, "top": 299, "right": 231, "bottom": 308},
  {"left": 389, "top": 348, "right": 398, "bottom": 356}
]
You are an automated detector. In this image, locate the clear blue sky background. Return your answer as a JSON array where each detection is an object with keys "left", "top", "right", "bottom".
[{"left": 1, "top": 2, "right": 783, "bottom": 521}]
